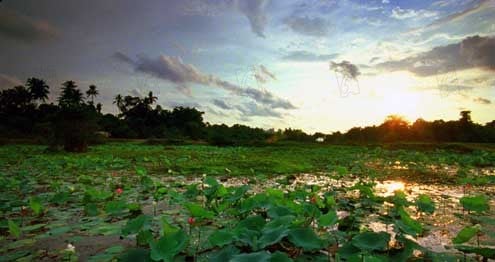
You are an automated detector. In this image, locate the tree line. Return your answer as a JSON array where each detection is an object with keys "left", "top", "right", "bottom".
[{"left": 1, "top": 77, "right": 495, "bottom": 151}]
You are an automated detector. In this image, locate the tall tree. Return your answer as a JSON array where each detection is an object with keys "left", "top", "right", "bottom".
[
  {"left": 26, "top": 77, "right": 49, "bottom": 103},
  {"left": 58, "top": 81, "right": 83, "bottom": 107},
  {"left": 460, "top": 110, "right": 472, "bottom": 125},
  {"left": 86, "top": 84, "right": 99, "bottom": 104},
  {"left": 144, "top": 91, "right": 157, "bottom": 106},
  {"left": 113, "top": 94, "right": 124, "bottom": 112}
]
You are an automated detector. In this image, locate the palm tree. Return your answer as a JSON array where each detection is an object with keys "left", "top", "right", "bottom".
[
  {"left": 113, "top": 94, "right": 124, "bottom": 111},
  {"left": 26, "top": 77, "right": 49, "bottom": 103},
  {"left": 58, "top": 80, "right": 83, "bottom": 107},
  {"left": 86, "top": 84, "right": 99, "bottom": 104}
]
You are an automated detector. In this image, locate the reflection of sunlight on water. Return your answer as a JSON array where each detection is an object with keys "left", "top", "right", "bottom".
[
  {"left": 377, "top": 180, "right": 406, "bottom": 196},
  {"left": 156, "top": 173, "right": 495, "bottom": 254}
]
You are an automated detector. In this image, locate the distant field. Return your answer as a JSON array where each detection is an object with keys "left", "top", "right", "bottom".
[{"left": 1, "top": 142, "right": 494, "bottom": 261}]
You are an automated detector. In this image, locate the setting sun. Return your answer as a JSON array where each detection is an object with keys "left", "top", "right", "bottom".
[{"left": 1, "top": 0, "right": 495, "bottom": 260}]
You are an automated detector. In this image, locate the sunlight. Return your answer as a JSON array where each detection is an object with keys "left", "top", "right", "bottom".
[
  {"left": 366, "top": 72, "right": 426, "bottom": 121},
  {"left": 378, "top": 181, "right": 406, "bottom": 196},
  {"left": 380, "top": 91, "right": 423, "bottom": 121}
]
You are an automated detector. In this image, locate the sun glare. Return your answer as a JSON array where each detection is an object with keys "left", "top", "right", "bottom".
[
  {"left": 378, "top": 181, "right": 406, "bottom": 196},
  {"left": 366, "top": 72, "right": 426, "bottom": 121}
]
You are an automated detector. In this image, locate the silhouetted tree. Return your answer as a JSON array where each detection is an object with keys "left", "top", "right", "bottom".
[
  {"left": 143, "top": 91, "right": 157, "bottom": 106},
  {"left": 3, "top": 76, "right": 495, "bottom": 145},
  {"left": 460, "top": 110, "right": 472, "bottom": 125},
  {"left": 26, "top": 78, "right": 49, "bottom": 103},
  {"left": 96, "top": 103, "right": 102, "bottom": 114},
  {"left": 0, "top": 85, "right": 32, "bottom": 111},
  {"left": 53, "top": 81, "right": 97, "bottom": 152},
  {"left": 86, "top": 84, "right": 99, "bottom": 104},
  {"left": 113, "top": 94, "right": 125, "bottom": 113},
  {"left": 379, "top": 115, "right": 410, "bottom": 142},
  {"left": 58, "top": 81, "right": 84, "bottom": 107}
]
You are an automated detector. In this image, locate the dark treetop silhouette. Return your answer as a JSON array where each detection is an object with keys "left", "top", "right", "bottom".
[{"left": 1, "top": 77, "right": 495, "bottom": 151}]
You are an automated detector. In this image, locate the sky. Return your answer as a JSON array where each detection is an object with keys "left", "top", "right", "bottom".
[{"left": 0, "top": 0, "right": 494, "bottom": 133}]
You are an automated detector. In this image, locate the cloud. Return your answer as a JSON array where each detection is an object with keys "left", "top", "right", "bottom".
[
  {"left": 181, "top": 0, "right": 270, "bottom": 38},
  {"left": 473, "top": 97, "right": 492, "bottom": 104},
  {"left": 113, "top": 52, "right": 296, "bottom": 109},
  {"left": 212, "top": 99, "right": 232, "bottom": 110},
  {"left": 0, "top": 74, "right": 22, "bottom": 90},
  {"left": 409, "top": 0, "right": 494, "bottom": 34},
  {"left": 167, "top": 101, "right": 203, "bottom": 109},
  {"left": 0, "top": 8, "right": 57, "bottom": 43},
  {"left": 236, "top": 102, "right": 283, "bottom": 118},
  {"left": 369, "top": 57, "right": 381, "bottom": 64},
  {"left": 235, "top": 0, "right": 269, "bottom": 38},
  {"left": 284, "top": 16, "right": 329, "bottom": 37},
  {"left": 429, "top": 0, "right": 493, "bottom": 25},
  {"left": 113, "top": 52, "right": 135, "bottom": 65},
  {"left": 330, "top": 60, "right": 361, "bottom": 79},
  {"left": 431, "top": 0, "right": 457, "bottom": 8},
  {"left": 254, "top": 64, "right": 276, "bottom": 84},
  {"left": 390, "top": 7, "right": 437, "bottom": 20},
  {"left": 129, "top": 88, "right": 145, "bottom": 97},
  {"left": 376, "top": 35, "right": 495, "bottom": 76},
  {"left": 260, "top": 65, "right": 276, "bottom": 80},
  {"left": 213, "top": 98, "right": 283, "bottom": 118},
  {"left": 282, "top": 50, "right": 338, "bottom": 62}
]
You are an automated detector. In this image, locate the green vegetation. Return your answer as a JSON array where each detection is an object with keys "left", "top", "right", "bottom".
[{"left": 1, "top": 143, "right": 494, "bottom": 261}]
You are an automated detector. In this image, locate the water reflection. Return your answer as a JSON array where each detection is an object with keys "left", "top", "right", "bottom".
[{"left": 158, "top": 173, "right": 495, "bottom": 254}]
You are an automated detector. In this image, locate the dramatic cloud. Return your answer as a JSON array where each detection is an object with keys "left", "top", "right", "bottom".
[
  {"left": 114, "top": 52, "right": 296, "bottom": 109},
  {"left": 377, "top": 35, "right": 495, "bottom": 76},
  {"left": 0, "top": 8, "right": 57, "bottom": 43},
  {"left": 0, "top": 74, "right": 22, "bottom": 90},
  {"left": 473, "top": 97, "right": 492, "bottom": 104},
  {"left": 235, "top": 0, "right": 269, "bottom": 38},
  {"left": 254, "top": 64, "right": 276, "bottom": 84},
  {"left": 330, "top": 60, "right": 361, "bottom": 79},
  {"left": 212, "top": 99, "right": 232, "bottom": 110},
  {"left": 282, "top": 50, "right": 338, "bottom": 62},
  {"left": 284, "top": 16, "right": 329, "bottom": 37}
]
